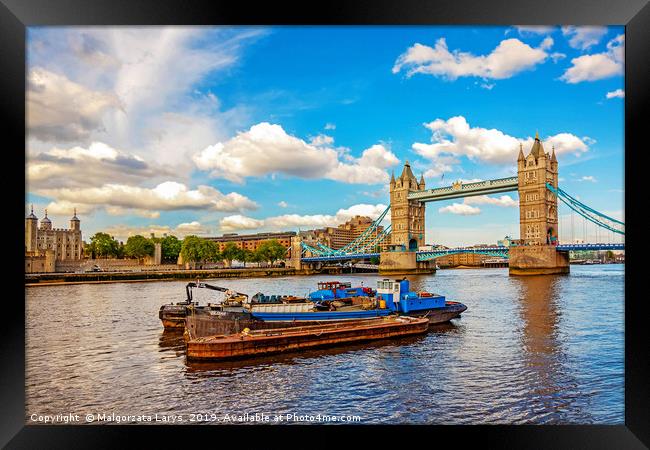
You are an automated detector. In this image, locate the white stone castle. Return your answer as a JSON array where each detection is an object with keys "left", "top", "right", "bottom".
[{"left": 25, "top": 206, "right": 83, "bottom": 260}]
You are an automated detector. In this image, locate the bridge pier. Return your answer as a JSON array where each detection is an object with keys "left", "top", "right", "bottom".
[
  {"left": 508, "top": 245, "right": 569, "bottom": 275},
  {"left": 378, "top": 250, "right": 435, "bottom": 276}
]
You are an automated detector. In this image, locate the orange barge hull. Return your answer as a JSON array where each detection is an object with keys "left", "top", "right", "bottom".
[{"left": 186, "top": 316, "right": 429, "bottom": 361}]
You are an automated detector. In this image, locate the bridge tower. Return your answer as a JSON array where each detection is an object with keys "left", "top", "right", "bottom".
[
  {"left": 379, "top": 161, "right": 434, "bottom": 275},
  {"left": 509, "top": 132, "right": 569, "bottom": 275},
  {"left": 389, "top": 161, "right": 426, "bottom": 250}
]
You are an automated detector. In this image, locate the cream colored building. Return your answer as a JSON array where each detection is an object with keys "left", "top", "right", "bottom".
[{"left": 25, "top": 207, "right": 83, "bottom": 261}]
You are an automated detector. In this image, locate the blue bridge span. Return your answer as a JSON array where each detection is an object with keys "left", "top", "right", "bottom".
[{"left": 300, "top": 243, "right": 625, "bottom": 263}]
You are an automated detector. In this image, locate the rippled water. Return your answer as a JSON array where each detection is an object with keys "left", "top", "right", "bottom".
[{"left": 25, "top": 265, "right": 624, "bottom": 424}]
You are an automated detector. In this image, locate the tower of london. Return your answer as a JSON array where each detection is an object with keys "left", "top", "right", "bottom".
[{"left": 25, "top": 206, "right": 83, "bottom": 260}]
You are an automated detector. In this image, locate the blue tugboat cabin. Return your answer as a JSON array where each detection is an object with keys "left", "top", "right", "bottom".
[{"left": 376, "top": 278, "right": 446, "bottom": 313}]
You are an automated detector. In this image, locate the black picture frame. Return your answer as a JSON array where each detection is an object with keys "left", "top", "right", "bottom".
[{"left": 3, "top": 0, "right": 647, "bottom": 447}]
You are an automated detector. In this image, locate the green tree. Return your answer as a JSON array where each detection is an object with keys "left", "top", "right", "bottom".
[
  {"left": 83, "top": 242, "right": 93, "bottom": 259},
  {"left": 89, "top": 232, "right": 120, "bottom": 258},
  {"left": 200, "top": 239, "right": 221, "bottom": 263},
  {"left": 124, "top": 235, "right": 155, "bottom": 259},
  {"left": 160, "top": 235, "right": 182, "bottom": 263},
  {"left": 369, "top": 256, "right": 380, "bottom": 265},
  {"left": 256, "top": 239, "right": 287, "bottom": 266},
  {"left": 240, "top": 249, "right": 256, "bottom": 268},
  {"left": 606, "top": 250, "right": 614, "bottom": 261},
  {"left": 180, "top": 235, "right": 203, "bottom": 268},
  {"left": 221, "top": 242, "right": 243, "bottom": 267}
]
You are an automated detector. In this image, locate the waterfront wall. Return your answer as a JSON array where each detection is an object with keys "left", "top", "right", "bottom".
[
  {"left": 25, "top": 267, "right": 300, "bottom": 285},
  {"left": 25, "top": 250, "right": 56, "bottom": 273},
  {"left": 28, "top": 257, "right": 181, "bottom": 274}
]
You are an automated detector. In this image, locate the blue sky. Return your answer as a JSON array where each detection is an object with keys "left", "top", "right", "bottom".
[{"left": 25, "top": 26, "right": 624, "bottom": 246}]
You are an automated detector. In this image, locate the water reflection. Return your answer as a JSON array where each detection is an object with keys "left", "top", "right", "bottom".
[
  {"left": 158, "top": 331, "right": 185, "bottom": 354},
  {"left": 26, "top": 267, "right": 624, "bottom": 424},
  {"left": 514, "top": 275, "right": 580, "bottom": 423}
]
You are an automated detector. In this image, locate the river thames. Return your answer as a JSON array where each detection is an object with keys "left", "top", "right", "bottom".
[{"left": 25, "top": 265, "right": 624, "bottom": 424}]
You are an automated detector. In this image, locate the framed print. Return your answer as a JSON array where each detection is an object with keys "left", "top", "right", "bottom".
[{"left": 2, "top": 0, "right": 648, "bottom": 447}]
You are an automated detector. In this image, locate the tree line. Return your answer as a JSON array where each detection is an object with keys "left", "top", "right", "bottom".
[
  {"left": 179, "top": 236, "right": 287, "bottom": 268},
  {"left": 84, "top": 232, "right": 287, "bottom": 266}
]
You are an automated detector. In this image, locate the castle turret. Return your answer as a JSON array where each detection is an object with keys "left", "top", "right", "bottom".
[
  {"left": 25, "top": 204, "right": 38, "bottom": 253},
  {"left": 398, "top": 160, "right": 418, "bottom": 190},
  {"left": 40, "top": 209, "right": 52, "bottom": 230},
  {"left": 70, "top": 208, "right": 80, "bottom": 231},
  {"left": 529, "top": 131, "right": 544, "bottom": 159}
]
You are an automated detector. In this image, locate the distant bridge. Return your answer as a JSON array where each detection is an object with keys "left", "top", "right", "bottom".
[{"left": 301, "top": 243, "right": 625, "bottom": 263}]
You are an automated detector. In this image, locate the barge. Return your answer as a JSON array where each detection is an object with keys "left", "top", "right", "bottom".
[
  {"left": 161, "top": 280, "right": 377, "bottom": 333},
  {"left": 163, "top": 278, "right": 467, "bottom": 337},
  {"left": 186, "top": 316, "right": 429, "bottom": 361}
]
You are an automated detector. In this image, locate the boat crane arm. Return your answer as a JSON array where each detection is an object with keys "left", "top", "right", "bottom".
[{"left": 185, "top": 282, "right": 248, "bottom": 302}]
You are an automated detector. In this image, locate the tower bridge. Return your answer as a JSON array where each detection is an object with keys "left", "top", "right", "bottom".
[{"left": 290, "top": 132, "right": 624, "bottom": 276}]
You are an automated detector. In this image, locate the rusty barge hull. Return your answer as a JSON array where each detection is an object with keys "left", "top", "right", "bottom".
[
  {"left": 185, "top": 312, "right": 366, "bottom": 340},
  {"left": 159, "top": 304, "right": 189, "bottom": 330},
  {"left": 186, "top": 316, "right": 429, "bottom": 361}
]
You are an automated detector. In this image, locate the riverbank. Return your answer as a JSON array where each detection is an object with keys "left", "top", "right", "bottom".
[{"left": 25, "top": 267, "right": 302, "bottom": 286}]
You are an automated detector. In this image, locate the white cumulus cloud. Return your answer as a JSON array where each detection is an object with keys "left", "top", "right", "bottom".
[
  {"left": 38, "top": 181, "right": 258, "bottom": 218},
  {"left": 515, "top": 26, "right": 556, "bottom": 35},
  {"left": 27, "top": 68, "right": 122, "bottom": 142},
  {"left": 464, "top": 195, "right": 518, "bottom": 207},
  {"left": 561, "top": 26, "right": 608, "bottom": 50},
  {"left": 438, "top": 203, "right": 481, "bottom": 215},
  {"left": 193, "top": 122, "right": 399, "bottom": 184},
  {"left": 560, "top": 34, "right": 624, "bottom": 83},
  {"left": 219, "top": 203, "right": 389, "bottom": 232},
  {"left": 392, "top": 37, "right": 551, "bottom": 80},
  {"left": 606, "top": 89, "right": 624, "bottom": 99},
  {"left": 27, "top": 141, "right": 172, "bottom": 190},
  {"left": 219, "top": 215, "right": 265, "bottom": 232},
  {"left": 412, "top": 116, "right": 591, "bottom": 168}
]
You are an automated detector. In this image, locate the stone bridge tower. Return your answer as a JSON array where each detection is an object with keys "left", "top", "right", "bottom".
[
  {"left": 379, "top": 161, "right": 433, "bottom": 275},
  {"left": 517, "top": 132, "right": 559, "bottom": 245},
  {"left": 510, "top": 132, "right": 569, "bottom": 275},
  {"left": 389, "top": 161, "right": 426, "bottom": 251}
]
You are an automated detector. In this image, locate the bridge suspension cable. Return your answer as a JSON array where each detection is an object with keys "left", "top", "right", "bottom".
[
  {"left": 300, "top": 204, "right": 392, "bottom": 257},
  {"left": 547, "top": 183, "right": 624, "bottom": 236}
]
